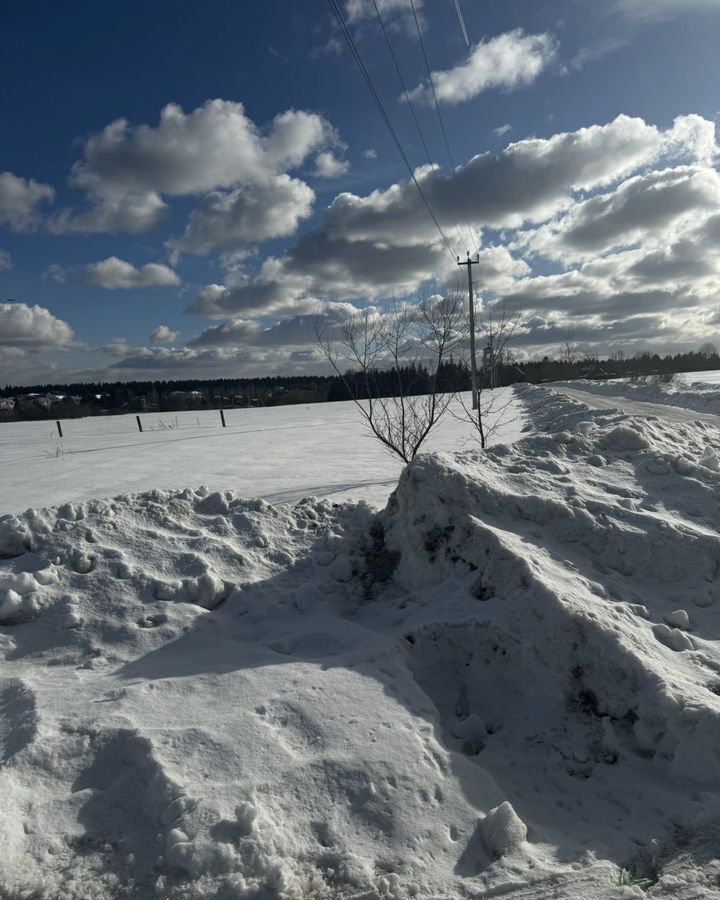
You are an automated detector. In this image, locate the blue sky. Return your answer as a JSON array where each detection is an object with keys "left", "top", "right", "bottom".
[{"left": 2, "top": 0, "right": 720, "bottom": 385}]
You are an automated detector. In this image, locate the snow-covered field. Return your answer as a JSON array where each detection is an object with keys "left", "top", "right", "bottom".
[
  {"left": 0, "top": 391, "right": 524, "bottom": 515},
  {"left": 3, "top": 383, "right": 720, "bottom": 898}
]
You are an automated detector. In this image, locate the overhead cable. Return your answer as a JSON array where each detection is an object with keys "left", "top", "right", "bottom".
[
  {"left": 409, "top": 0, "right": 478, "bottom": 253},
  {"left": 371, "top": 0, "right": 469, "bottom": 254},
  {"left": 326, "top": 0, "right": 458, "bottom": 261}
]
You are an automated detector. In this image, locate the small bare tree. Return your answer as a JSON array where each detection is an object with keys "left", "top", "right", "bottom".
[
  {"left": 453, "top": 301, "right": 520, "bottom": 449},
  {"left": 316, "top": 295, "right": 465, "bottom": 464}
]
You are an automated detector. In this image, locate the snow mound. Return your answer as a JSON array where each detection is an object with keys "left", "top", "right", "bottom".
[
  {"left": 482, "top": 801, "right": 527, "bottom": 858},
  {"left": 3, "top": 389, "right": 720, "bottom": 897},
  {"left": 378, "top": 387, "right": 720, "bottom": 895},
  {"left": 554, "top": 374, "right": 720, "bottom": 417}
]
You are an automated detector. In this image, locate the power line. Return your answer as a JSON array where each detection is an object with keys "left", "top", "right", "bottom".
[
  {"left": 409, "top": 0, "right": 477, "bottom": 253},
  {"left": 325, "top": 0, "right": 458, "bottom": 261},
  {"left": 371, "top": 0, "right": 469, "bottom": 254}
]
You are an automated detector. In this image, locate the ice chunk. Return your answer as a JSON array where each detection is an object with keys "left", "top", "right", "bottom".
[
  {"left": 700, "top": 445, "right": 720, "bottom": 471},
  {"left": 599, "top": 425, "right": 650, "bottom": 451},
  {"left": 575, "top": 421, "right": 596, "bottom": 436},
  {"left": 34, "top": 566, "right": 58, "bottom": 586},
  {"left": 481, "top": 801, "right": 527, "bottom": 858},
  {"left": 0, "top": 572, "right": 40, "bottom": 596},
  {"left": 665, "top": 609, "right": 690, "bottom": 630},
  {"left": 0, "top": 589, "right": 23, "bottom": 621},
  {"left": 188, "top": 572, "right": 227, "bottom": 609},
  {"left": 653, "top": 623, "right": 694, "bottom": 652}
]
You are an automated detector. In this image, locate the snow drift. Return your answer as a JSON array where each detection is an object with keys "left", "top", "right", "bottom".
[
  {"left": 556, "top": 373, "right": 720, "bottom": 417},
  {"left": 2, "top": 384, "right": 720, "bottom": 898}
]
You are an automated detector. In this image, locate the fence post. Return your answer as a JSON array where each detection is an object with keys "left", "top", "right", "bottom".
[
  {"left": 56, "top": 420, "right": 63, "bottom": 438},
  {"left": 220, "top": 410, "right": 226, "bottom": 428},
  {"left": 136, "top": 415, "right": 143, "bottom": 433}
]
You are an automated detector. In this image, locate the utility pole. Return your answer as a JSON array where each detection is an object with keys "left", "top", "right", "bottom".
[{"left": 457, "top": 252, "right": 480, "bottom": 409}]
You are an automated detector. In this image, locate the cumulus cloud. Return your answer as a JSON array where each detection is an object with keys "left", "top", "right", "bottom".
[
  {"left": 178, "top": 109, "right": 720, "bottom": 361},
  {"left": 49, "top": 100, "right": 339, "bottom": 239},
  {"left": 173, "top": 175, "right": 315, "bottom": 256},
  {"left": 187, "top": 113, "right": 716, "bottom": 323},
  {"left": 0, "top": 172, "right": 55, "bottom": 232},
  {"left": 0, "top": 302, "right": 76, "bottom": 351},
  {"left": 406, "top": 30, "right": 558, "bottom": 106},
  {"left": 102, "top": 301, "right": 367, "bottom": 379},
  {"left": 0, "top": 250, "right": 11, "bottom": 271},
  {"left": 149, "top": 325, "right": 179, "bottom": 344},
  {"left": 313, "top": 151, "right": 350, "bottom": 179},
  {"left": 102, "top": 337, "right": 131, "bottom": 357},
  {"left": 517, "top": 166, "right": 720, "bottom": 263},
  {"left": 80, "top": 257, "right": 181, "bottom": 289},
  {"left": 498, "top": 190, "right": 720, "bottom": 357},
  {"left": 188, "top": 302, "right": 359, "bottom": 349},
  {"left": 319, "top": 115, "right": 708, "bottom": 249}
]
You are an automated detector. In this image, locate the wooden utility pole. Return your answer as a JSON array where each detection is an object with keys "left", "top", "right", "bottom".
[{"left": 457, "top": 252, "right": 480, "bottom": 409}]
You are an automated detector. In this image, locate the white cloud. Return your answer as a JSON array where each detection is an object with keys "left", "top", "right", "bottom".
[
  {"left": 185, "top": 112, "right": 720, "bottom": 362},
  {"left": 102, "top": 337, "right": 131, "bottom": 357},
  {"left": 363, "top": 148, "right": 378, "bottom": 159},
  {"left": 150, "top": 325, "right": 179, "bottom": 344},
  {"left": 105, "top": 344, "right": 327, "bottom": 380},
  {"left": 345, "top": 0, "right": 422, "bottom": 24},
  {"left": 173, "top": 175, "right": 315, "bottom": 256},
  {"left": 44, "top": 263, "right": 67, "bottom": 284},
  {"left": 616, "top": 0, "right": 720, "bottom": 22},
  {"left": 0, "top": 172, "right": 55, "bottom": 232},
  {"left": 49, "top": 191, "right": 166, "bottom": 236},
  {"left": 518, "top": 166, "right": 720, "bottom": 264},
  {"left": 188, "top": 302, "right": 359, "bottom": 349},
  {"left": 313, "top": 151, "right": 350, "bottom": 179},
  {"left": 0, "top": 302, "right": 76, "bottom": 351},
  {"left": 50, "top": 100, "right": 339, "bottom": 237},
  {"left": 493, "top": 124, "right": 512, "bottom": 138},
  {"left": 496, "top": 165, "right": 720, "bottom": 356},
  {"left": 406, "top": 30, "right": 558, "bottom": 106},
  {"left": 317, "top": 114, "right": 712, "bottom": 250},
  {"left": 80, "top": 257, "right": 181, "bottom": 289},
  {"left": 0, "top": 250, "right": 11, "bottom": 271}
]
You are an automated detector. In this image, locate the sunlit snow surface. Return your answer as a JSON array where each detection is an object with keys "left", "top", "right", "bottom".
[
  {"left": 2, "top": 384, "right": 720, "bottom": 898},
  {"left": 0, "top": 390, "right": 524, "bottom": 515},
  {"left": 554, "top": 370, "right": 720, "bottom": 422}
]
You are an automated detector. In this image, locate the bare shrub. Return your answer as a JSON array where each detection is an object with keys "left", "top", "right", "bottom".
[{"left": 316, "top": 295, "right": 465, "bottom": 464}]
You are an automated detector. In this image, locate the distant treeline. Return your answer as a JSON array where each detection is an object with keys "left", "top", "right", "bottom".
[{"left": 1, "top": 348, "right": 718, "bottom": 422}]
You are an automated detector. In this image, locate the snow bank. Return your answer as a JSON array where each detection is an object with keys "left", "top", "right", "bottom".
[
  {"left": 554, "top": 374, "right": 720, "bottom": 416},
  {"left": 379, "top": 384, "right": 720, "bottom": 895},
  {"left": 3, "top": 386, "right": 720, "bottom": 897}
]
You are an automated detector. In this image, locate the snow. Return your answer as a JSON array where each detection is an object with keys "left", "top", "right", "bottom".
[
  {"left": 554, "top": 372, "right": 720, "bottom": 421},
  {"left": 481, "top": 801, "right": 528, "bottom": 859},
  {"left": 2, "top": 383, "right": 720, "bottom": 897},
  {"left": 0, "top": 391, "right": 525, "bottom": 515}
]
